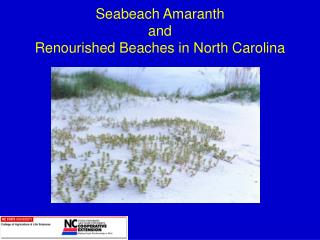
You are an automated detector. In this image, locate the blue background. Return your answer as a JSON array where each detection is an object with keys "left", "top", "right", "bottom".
[{"left": 0, "top": 0, "right": 319, "bottom": 239}]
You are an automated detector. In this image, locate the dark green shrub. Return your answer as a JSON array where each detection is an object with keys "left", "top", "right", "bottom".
[{"left": 51, "top": 71, "right": 150, "bottom": 99}]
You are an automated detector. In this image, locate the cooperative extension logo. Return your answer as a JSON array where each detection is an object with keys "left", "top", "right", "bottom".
[{"left": 62, "top": 219, "right": 78, "bottom": 235}]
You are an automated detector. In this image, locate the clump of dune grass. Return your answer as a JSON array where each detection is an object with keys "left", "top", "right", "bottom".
[
  {"left": 51, "top": 71, "right": 150, "bottom": 99},
  {"left": 190, "top": 84, "right": 260, "bottom": 102},
  {"left": 190, "top": 67, "right": 260, "bottom": 102}
]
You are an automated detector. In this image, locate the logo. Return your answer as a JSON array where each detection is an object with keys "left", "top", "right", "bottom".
[{"left": 62, "top": 219, "right": 78, "bottom": 235}]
